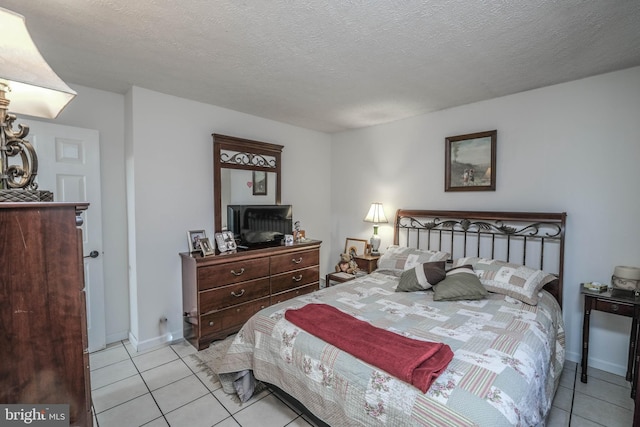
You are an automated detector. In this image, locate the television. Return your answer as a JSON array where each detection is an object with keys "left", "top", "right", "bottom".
[{"left": 227, "top": 204, "right": 293, "bottom": 248}]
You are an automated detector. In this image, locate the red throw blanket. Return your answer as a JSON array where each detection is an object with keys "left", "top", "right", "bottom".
[{"left": 284, "top": 303, "right": 453, "bottom": 393}]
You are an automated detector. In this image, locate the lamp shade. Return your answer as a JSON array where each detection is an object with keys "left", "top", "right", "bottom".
[
  {"left": 363, "top": 202, "right": 388, "bottom": 224},
  {"left": 0, "top": 7, "right": 76, "bottom": 118}
]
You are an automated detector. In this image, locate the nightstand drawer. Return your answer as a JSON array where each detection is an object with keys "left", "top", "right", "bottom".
[
  {"left": 595, "top": 300, "right": 634, "bottom": 317},
  {"left": 354, "top": 255, "right": 380, "bottom": 274}
]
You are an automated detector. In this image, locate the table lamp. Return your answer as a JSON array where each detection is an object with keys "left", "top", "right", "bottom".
[
  {"left": 363, "top": 202, "right": 388, "bottom": 255},
  {"left": 0, "top": 7, "right": 76, "bottom": 202}
]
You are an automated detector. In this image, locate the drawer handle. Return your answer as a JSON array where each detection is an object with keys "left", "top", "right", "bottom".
[
  {"left": 230, "top": 267, "right": 245, "bottom": 276},
  {"left": 612, "top": 303, "right": 619, "bottom": 312},
  {"left": 208, "top": 321, "right": 214, "bottom": 326},
  {"left": 292, "top": 257, "right": 303, "bottom": 264},
  {"left": 231, "top": 289, "right": 245, "bottom": 297},
  {"left": 293, "top": 274, "right": 303, "bottom": 282}
]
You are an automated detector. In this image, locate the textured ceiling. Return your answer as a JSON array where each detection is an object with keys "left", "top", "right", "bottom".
[{"left": 1, "top": 1, "right": 639, "bottom": 133}]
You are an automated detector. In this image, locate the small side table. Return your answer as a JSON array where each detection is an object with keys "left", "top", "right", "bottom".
[
  {"left": 581, "top": 284, "right": 640, "bottom": 398},
  {"left": 353, "top": 254, "right": 380, "bottom": 274},
  {"left": 325, "top": 272, "right": 357, "bottom": 287}
]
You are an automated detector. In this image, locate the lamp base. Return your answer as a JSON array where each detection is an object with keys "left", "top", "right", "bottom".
[{"left": 0, "top": 189, "right": 53, "bottom": 202}]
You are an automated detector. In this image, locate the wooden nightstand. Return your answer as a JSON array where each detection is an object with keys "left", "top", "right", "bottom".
[
  {"left": 353, "top": 254, "right": 380, "bottom": 274},
  {"left": 581, "top": 283, "right": 640, "bottom": 398}
]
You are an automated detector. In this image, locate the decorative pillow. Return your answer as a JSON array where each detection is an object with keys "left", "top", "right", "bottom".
[
  {"left": 452, "top": 257, "right": 557, "bottom": 305},
  {"left": 377, "top": 245, "right": 450, "bottom": 276},
  {"left": 396, "top": 261, "right": 447, "bottom": 292},
  {"left": 433, "top": 265, "right": 488, "bottom": 301}
]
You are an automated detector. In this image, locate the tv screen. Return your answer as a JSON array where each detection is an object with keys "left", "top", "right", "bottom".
[{"left": 227, "top": 204, "right": 293, "bottom": 248}]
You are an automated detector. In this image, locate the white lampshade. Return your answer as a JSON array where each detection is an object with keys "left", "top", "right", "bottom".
[
  {"left": 0, "top": 7, "right": 76, "bottom": 118},
  {"left": 363, "top": 202, "right": 388, "bottom": 224}
]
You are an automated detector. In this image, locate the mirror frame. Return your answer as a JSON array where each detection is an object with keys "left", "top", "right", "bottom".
[{"left": 213, "top": 134, "right": 283, "bottom": 233}]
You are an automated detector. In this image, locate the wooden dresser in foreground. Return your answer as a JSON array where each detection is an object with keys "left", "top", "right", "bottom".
[
  {"left": 0, "top": 202, "right": 92, "bottom": 427},
  {"left": 181, "top": 240, "right": 321, "bottom": 350}
]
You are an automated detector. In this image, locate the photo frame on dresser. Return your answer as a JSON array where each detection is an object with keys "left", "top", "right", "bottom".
[
  {"left": 199, "top": 237, "right": 215, "bottom": 256},
  {"left": 445, "top": 130, "right": 496, "bottom": 192},
  {"left": 187, "top": 230, "right": 207, "bottom": 252}
]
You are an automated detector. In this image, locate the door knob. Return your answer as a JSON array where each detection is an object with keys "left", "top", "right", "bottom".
[{"left": 84, "top": 250, "right": 99, "bottom": 259}]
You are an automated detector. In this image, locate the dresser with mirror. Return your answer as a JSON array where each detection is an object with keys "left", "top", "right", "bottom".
[{"left": 181, "top": 134, "right": 321, "bottom": 349}]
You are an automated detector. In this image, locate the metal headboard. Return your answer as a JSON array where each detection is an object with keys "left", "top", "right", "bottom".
[{"left": 393, "top": 209, "right": 566, "bottom": 307}]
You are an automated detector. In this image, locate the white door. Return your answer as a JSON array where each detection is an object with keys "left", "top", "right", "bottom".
[{"left": 24, "top": 119, "right": 106, "bottom": 353}]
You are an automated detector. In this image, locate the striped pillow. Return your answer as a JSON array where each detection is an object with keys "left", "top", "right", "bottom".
[
  {"left": 378, "top": 245, "right": 450, "bottom": 276},
  {"left": 396, "top": 261, "right": 446, "bottom": 292},
  {"left": 452, "top": 257, "right": 556, "bottom": 305}
]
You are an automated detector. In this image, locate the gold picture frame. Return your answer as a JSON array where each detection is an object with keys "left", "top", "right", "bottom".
[
  {"left": 199, "top": 237, "right": 215, "bottom": 256},
  {"left": 344, "top": 238, "right": 368, "bottom": 258},
  {"left": 187, "top": 229, "right": 206, "bottom": 252}
]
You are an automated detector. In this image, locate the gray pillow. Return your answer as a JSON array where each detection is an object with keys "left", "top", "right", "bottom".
[
  {"left": 433, "top": 265, "right": 488, "bottom": 301},
  {"left": 396, "top": 261, "right": 446, "bottom": 292}
]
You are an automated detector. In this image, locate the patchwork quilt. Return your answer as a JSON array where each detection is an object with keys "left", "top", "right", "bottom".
[{"left": 217, "top": 272, "right": 565, "bottom": 426}]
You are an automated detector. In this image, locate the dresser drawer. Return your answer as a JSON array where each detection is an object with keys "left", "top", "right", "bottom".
[
  {"left": 271, "top": 266, "right": 319, "bottom": 294},
  {"left": 595, "top": 300, "right": 634, "bottom": 317},
  {"left": 200, "top": 277, "right": 270, "bottom": 314},
  {"left": 200, "top": 297, "right": 270, "bottom": 338},
  {"left": 272, "top": 283, "right": 318, "bottom": 305},
  {"left": 270, "top": 249, "right": 319, "bottom": 275},
  {"left": 198, "top": 257, "right": 270, "bottom": 290}
]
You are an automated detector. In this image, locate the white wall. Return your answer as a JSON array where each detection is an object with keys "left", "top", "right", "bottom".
[
  {"left": 330, "top": 66, "right": 640, "bottom": 375},
  {"left": 126, "top": 87, "right": 332, "bottom": 350},
  {"left": 32, "top": 84, "right": 131, "bottom": 344},
  {"left": 40, "top": 67, "right": 640, "bottom": 376}
]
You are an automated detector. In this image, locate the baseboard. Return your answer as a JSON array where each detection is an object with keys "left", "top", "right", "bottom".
[
  {"left": 106, "top": 330, "right": 129, "bottom": 345},
  {"left": 127, "top": 328, "right": 184, "bottom": 353},
  {"left": 565, "top": 350, "right": 627, "bottom": 377}
]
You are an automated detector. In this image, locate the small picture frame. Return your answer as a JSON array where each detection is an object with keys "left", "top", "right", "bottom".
[
  {"left": 199, "top": 237, "right": 215, "bottom": 256},
  {"left": 285, "top": 234, "right": 294, "bottom": 246},
  {"left": 252, "top": 170, "right": 267, "bottom": 195},
  {"left": 445, "top": 130, "right": 497, "bottom": 192},
  {"left": 187, "top": 230, "right": 207, "bottom": 252},
  {"left": 214, "top": 231, "right": 237, "bottom": 252},
  {"left": 344, "top": 238, "right": 368, "bottom": 258}
]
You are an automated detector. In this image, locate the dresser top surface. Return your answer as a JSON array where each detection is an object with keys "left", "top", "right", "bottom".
[{"left": 180, "top": 239, "right": 321, "bottom": 265}]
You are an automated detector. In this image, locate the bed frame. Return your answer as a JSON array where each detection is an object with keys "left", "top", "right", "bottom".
[{"left": 393, "top": 209, "right": 567, "bottom": 307}]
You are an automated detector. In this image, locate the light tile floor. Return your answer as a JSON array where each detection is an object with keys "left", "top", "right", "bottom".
[{"left": 90, "top": 339, "right": 634, "bottom": 427}]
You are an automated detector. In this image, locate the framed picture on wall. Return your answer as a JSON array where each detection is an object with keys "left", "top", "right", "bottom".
[
  {"left": 253, "top": 170, "right": 267, "bottom": 195},
  {"left": 445, "top": 130, "right": 497, "bottom": 192}
]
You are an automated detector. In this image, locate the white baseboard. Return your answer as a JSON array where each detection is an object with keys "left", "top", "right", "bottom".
[
  {"left": 565, "top": 350, "right": 627, "bottom": 377},
  {"left": 106, "top": 330, "right": 129, "bottom": 345},
  {"left": 127, "top": 328, "right": 184, "bottom": 353}
]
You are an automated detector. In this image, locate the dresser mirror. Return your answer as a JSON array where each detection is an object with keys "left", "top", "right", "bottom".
[{"left": 213, "top": 134, "right": 283, "bottom": 233}]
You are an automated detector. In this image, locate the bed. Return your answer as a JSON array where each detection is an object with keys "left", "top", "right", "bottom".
[{"left": 217, "top": 209, "right": 567, "bottom": 426}]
